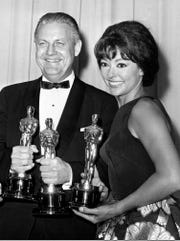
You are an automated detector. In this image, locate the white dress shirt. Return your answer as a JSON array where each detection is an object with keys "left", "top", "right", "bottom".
[
  {"left": 39, "top": 71, "right": 75, "bottom": 189},
  {"left": 39, "top": 72, "right": 74, "bottom": 131}
]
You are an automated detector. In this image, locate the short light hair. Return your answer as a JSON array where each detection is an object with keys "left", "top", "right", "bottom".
[{"left": 34, "top": 12, "right": 81, "bottom": 43}]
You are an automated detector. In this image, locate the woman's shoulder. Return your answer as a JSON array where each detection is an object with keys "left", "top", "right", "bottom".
[
  {"left": 132, "top": 96, "right": 166, "bottom": 117},
  {"left": 117, "top": 97, "right": 160, "bottom": 125},
  {"left": 128, "top": 96, "right": 171, "bottom": 138}
]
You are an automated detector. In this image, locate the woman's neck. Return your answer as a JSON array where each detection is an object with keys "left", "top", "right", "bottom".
[{"left": 116, "top": 86, "right": 146, "bottom": 107}]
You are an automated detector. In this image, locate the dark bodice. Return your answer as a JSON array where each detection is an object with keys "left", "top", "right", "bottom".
[{"left": 100, "top": 97, "right": 170, "bottom": 201}]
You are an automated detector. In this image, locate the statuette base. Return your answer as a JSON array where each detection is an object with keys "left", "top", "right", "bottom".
[
  {"left": 3, "top": 173, "right": 35, "bottom": 201},
  {"left": 71, "top": 183, "right": 100, "bottom": 208},
  {"left": 33, "top": 184, "right": 71, "bottom": 216}
]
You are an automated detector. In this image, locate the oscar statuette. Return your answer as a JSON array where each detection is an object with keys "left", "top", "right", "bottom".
[
  {"left": 33, "top": 118, "right": 70, "bottom": 216},
  {"left": 4, "top": 106, "right": 38, "bottom": 201},
  {"left": 71, "top": 114, "right": 103, "bottom": 208}
]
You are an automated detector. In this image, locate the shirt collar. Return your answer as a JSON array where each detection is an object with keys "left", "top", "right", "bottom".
[{"left": 42, "top": 71, "right": 75, "bottom": 89}]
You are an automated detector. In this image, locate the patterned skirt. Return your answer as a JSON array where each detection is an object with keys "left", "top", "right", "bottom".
[{"left": 96, "top": 197, "right": 180, "bottom": 240}]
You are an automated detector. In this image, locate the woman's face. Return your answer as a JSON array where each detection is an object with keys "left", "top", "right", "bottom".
[{"left": 99, "top": 49, "right": 144, "bottom": 101}]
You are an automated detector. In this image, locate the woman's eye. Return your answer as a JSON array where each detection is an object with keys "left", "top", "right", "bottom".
[
  {"left": 117, "top": 63, "right": 126, "bottom": 68},
  {"left": 100, "top": 62, "right": 108, "bottom": 68}
]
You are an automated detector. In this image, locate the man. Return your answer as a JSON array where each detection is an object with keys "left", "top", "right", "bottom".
[{"left": 0, "top": 12, "right": 118, "bottom": 239}]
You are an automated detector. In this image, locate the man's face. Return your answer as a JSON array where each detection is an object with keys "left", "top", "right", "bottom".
[{"left": 35, "top": 22, "right": 81, "bottom": 83}]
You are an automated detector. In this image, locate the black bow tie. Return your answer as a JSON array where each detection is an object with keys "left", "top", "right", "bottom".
[{"left": 40, "top": 80, "right": 70, "bottom": 89}]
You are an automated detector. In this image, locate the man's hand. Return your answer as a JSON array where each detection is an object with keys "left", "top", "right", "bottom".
[
  {"left": 11, "top": 145, "right": 38, "bottom": 173},
  {"left": 36, "top": 157, "right": 72, "bottom": 185}
]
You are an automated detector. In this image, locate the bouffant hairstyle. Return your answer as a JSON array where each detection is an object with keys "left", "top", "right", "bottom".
[{"left": 94, "top": 21, "right": 159, "bottom": 86}]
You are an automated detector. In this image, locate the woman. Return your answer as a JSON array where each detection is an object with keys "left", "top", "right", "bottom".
[{"left": 73, "top": 21, "right": 180, "bottom": 240}]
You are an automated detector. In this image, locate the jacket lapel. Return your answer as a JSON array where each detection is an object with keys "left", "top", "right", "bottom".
[{"left": 56, "top": 77, "right": 85, "bottom": 157}]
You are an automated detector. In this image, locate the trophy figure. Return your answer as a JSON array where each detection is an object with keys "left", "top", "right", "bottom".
[
  {"left": 34, "top": 118, "right": 68, "bottom": 216},
  {"left": 4, "top": 106, "right": 38, "bottom": 200},
  {"left": 71, "top": 114, "right": 103, "bottom": 208}
]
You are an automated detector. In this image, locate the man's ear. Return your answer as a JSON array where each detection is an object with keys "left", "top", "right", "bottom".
[{"left": 74, "top": 40, "right": 82, "bottom": 57}]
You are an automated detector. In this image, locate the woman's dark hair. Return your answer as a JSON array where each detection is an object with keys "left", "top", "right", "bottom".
[{"left": 94, "top": 21, "right": 159, "bottom": 86}]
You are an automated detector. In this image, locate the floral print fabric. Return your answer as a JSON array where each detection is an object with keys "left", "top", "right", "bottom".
[{"left": 97, "top": 197, "right": 180, "bottom": 240}]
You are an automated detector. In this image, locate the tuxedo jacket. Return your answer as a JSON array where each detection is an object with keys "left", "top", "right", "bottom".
[{"left": 0, "top": 76, "right": 118, "bottom": 239}]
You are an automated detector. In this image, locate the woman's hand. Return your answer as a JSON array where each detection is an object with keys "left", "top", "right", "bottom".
[
  {"left": 81, "top": 165, "right": 109, "bottom": 202},
  {"left": 92, "top": 166, "right": 109, "bottom": 202},
  {"left": 73, "top": 202, "right": 117, "bottom": 224}
]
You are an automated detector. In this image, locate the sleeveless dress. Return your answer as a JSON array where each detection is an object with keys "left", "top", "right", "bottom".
[{"left": 97, "top": 97, "right": 180, "bottom": 240}]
